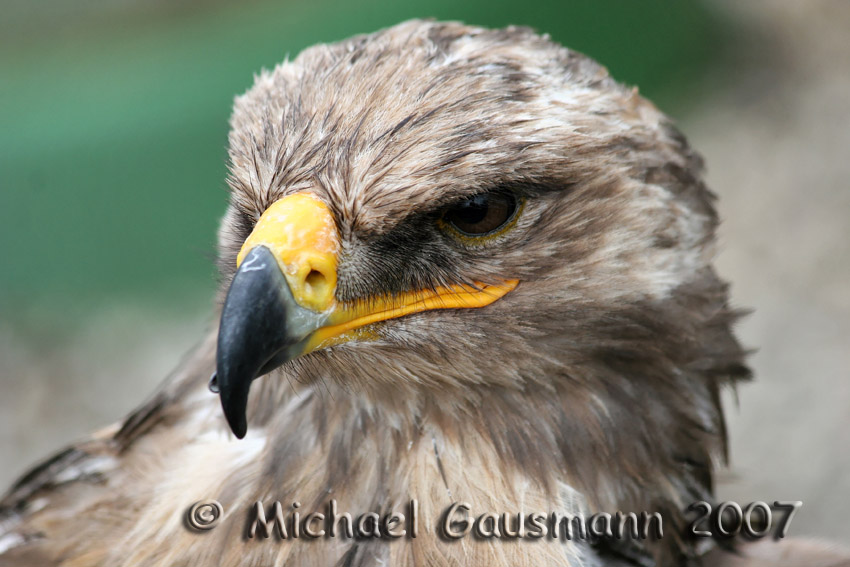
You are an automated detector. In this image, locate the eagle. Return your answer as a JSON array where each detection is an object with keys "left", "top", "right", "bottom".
[{"left": 1, "top": 19, "right": 848, "bottom": 567}]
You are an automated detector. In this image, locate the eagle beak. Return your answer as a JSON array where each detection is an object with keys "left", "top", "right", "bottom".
[
  {"left": 214, "top": 192, "right": 518, "bottom": 438},
  {"left": 214, "top": 193, "right": 338, "bottom": 438},
  {"left": 214, "top": 245, "right": 330, "bottom": 438}
]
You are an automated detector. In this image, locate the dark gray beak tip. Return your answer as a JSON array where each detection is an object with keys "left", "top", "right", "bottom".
[
  {"left": 215, "top": 246, "right": 288, "bottom": 438},
  {"left": 220, "top": 385, "right": 249, "bottom": 439},
  {"left": 209, "top": 372, "right": 246, "bottom": 437},
  {"left": 214, "top": 245, "right": 326, "bottom": 439}
]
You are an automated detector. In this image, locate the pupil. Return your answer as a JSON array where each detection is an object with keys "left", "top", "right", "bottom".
[{"left": 456, "top": 195, "right": 489, "bottom": 224}]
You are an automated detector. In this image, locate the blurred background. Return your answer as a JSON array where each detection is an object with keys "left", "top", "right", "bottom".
[{"left": 1, "top": 0, "right": 847, "bottom": 542}]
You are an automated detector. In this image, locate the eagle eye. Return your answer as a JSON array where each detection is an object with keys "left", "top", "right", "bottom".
[{"left": 440, "top": 192, "right": 521, "bottom": 239}]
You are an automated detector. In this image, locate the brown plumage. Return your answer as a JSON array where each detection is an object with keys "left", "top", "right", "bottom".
[{"left": 1, "top": 20, "right": 848, "bottom": 567}]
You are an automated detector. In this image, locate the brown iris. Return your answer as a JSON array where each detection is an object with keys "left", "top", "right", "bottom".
[{"left": 442, "top": 192, "right": 519, "bottom": 236}]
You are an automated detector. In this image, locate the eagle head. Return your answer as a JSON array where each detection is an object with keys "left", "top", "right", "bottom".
[{"left": 212, "top": 19, "right": 747, "bottom": 561}]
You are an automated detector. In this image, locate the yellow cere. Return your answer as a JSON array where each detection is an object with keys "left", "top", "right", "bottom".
[{"left": 237, "top": 192, "right": 339, "bottom": 312}]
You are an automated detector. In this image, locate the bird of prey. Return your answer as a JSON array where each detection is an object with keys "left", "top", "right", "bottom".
[{"left": 1, "top": 19, "right": 848, "bottom": 567}]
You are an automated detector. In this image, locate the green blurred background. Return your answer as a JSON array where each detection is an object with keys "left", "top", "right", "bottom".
[
  {"left": 3, "top": 0, "right": 849, "bottom": 542},
  {"left": 0, "top": 0, "right": 726, "bottom": 318}
]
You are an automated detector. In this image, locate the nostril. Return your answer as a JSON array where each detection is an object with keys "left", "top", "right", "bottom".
[
  {"left": 286, "top": 261, "right": 335, "bottom": 311},
  {"left": 305, "top": 269, "right": 327, "bottom": 292}
]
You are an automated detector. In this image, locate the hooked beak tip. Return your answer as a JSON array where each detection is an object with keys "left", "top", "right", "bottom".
[{"left": 214, "top": 245, "right": 329, "bottom": 439}]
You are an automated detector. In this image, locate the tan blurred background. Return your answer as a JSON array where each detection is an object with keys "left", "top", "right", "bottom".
[{"left": 1, "top": 0, "right": 847, "bottom": 543}]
